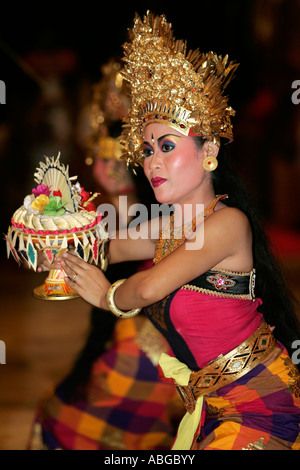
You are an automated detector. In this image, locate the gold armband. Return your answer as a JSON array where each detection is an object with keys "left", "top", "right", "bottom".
[{"left": 107, "top": 279, "right": 141, "bottom": 318}]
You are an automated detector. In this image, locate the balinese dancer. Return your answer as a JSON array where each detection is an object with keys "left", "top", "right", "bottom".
[{"left": 45, "top": 12, "right": 300, "bottom": 450}]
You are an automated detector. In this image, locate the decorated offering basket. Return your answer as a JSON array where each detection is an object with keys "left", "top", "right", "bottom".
[{"left": 5, "top": 153, "right": 108, "bottom": 300}]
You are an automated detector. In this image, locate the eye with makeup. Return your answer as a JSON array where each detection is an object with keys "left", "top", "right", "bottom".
[
  {"left": 142, "top": 144, "right": 153, "bottom": 158},
  {"left": 143, "top": 135, "right": 177, "bottom": 158},
  {"left": 160, "top": 139, "right": 176, "bottom": 152}
]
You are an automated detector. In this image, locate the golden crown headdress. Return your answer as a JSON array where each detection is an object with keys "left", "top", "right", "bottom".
[
  {"left": 87, "top": 59, "right": 130, "bottom": 162},
  {"left": 120, "top": 11, "right": 239, "bottom": 166}
]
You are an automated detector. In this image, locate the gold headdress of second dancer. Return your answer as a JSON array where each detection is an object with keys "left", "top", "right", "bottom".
[
  {"left": 120, "top": 11, "right": 239, "bottom": 166},
  {"left": 88, "top": 59, "right": 130, "bottom": 162}
]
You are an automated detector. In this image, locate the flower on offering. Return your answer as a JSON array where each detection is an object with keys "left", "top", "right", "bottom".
[
  {"left": 32, "top": 184, "right": 51, "bottom": 197},
  {"left": 43, "top": 196, "right": 66, "bottom": 216},
  {"left": 25, "top": 184, "right": 68, "bottom": 216},
  {"left": 80, "top": 187, "right": 98, "bottom": 212},
  {"left": 24, "top": 194, "right": 39, "bottom": 215},
  {"left": 30, "top": 194, "right": 50, "bottom": 213}
]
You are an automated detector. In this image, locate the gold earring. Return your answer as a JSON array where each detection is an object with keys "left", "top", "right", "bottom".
[{"left": 203, "top": 147, "right": 218, "bottom": 171}]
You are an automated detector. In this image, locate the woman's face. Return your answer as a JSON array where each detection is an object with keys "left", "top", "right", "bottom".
[{"left": 143, "top": 123, "right": 206, "bottom": 206}]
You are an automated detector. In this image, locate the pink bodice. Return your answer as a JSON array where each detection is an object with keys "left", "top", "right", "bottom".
[{"left": 169, "top": 289, "right": 263, "bottom": 368}]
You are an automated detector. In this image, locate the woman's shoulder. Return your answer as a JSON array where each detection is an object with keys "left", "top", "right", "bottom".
[
  {"left": 209, "top": 205, "right": 250, "bottom": 230},
  {"left": 200, "top": 205, "right": 252, "bottom": 249}
]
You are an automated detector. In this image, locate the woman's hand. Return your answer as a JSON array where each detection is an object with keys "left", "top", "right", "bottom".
[
  {"left": 37, "top": 250, "right": 52, "bottom": 272},
  {"left": 54, "top": 252, "right": 111, "bottom": 309}
]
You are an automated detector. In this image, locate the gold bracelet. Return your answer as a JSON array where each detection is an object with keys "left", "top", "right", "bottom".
[{"left": 106, "top": 279, "right": 141, "bottom": 318}]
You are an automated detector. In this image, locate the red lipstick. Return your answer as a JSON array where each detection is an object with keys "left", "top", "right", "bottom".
[{"left": 151, "top": 177, "right": 167, "bottom": 188}]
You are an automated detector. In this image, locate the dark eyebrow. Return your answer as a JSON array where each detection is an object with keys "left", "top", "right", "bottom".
[
  {"left": 158, "top": 134, "right": 182, "bottom": 144},
  {"left": 143, "top": 134, "right": 182, "bottom": 146}
]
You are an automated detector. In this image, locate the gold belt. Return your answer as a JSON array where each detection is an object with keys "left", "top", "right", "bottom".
[{"left": 176, "top": 320, "right": 276, "bottom": 414}]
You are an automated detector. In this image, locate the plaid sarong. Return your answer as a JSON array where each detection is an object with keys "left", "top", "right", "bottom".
[
  {"left": 29, "top": 317, "right": 183, "bottom": 450},
  {"left": 196, "top": 343, "right": 300, "bottom": 450}
]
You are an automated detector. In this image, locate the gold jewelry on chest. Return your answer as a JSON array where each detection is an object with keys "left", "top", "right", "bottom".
[{"left": 154, "top": 195, "right": 227, "bottom": 264}]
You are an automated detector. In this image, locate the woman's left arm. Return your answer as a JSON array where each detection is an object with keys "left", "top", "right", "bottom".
[
  {"left": 57, "top": 206, "right": 252, "bottom": 311},
  {"left": 113, "top": 206, "right": 253, "bottom": 311}
]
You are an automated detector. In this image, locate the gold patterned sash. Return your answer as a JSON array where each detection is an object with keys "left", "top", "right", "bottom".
[{"left": 175, "top": 320, "right": 276, "bottom": 414}]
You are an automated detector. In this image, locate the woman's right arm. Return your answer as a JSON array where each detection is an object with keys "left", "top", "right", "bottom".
[
  {"left": 108, "top": 216, "right": 162, "bottom": 264},
  {"left": 37, "top": 216, "right": 164, "bottom": 271}
]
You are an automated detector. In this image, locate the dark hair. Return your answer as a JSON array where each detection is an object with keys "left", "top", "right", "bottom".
[{"left": 194, "top": 136, "right": 300, "bottom": 360}]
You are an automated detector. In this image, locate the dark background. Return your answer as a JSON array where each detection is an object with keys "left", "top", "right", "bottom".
[{"left": 1, "top": 0, "right": 300, "bottom": 258}]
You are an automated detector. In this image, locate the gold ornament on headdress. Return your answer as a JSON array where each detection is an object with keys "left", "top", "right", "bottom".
[
  {"left": 120, "top": 11, "right": 239, "bottom": 166},
  {"left": 87, "top": 59, "right": 130, "bottom": 162}
]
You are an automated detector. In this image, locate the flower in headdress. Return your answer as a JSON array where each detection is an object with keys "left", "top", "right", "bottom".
[
  {"left": 32, "top": 184, "right": 51, "bottom": 197},
  {"left": 43, "top": 196, "right": 66, "bottom": 216},
  {"left": 31, "top": 194, "right": 50, "bottom": 213}
]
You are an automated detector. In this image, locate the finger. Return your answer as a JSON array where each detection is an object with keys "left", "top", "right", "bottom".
[
  {"left": 67, "top": 271, "right": 78, "bottom": 282},
  {"left": 57, "top": 256, "right": 85, "bottom": 276},
  {"left": 37, "top": 265, "right": 47, "bottom": 272},
  {"left": 61, "top": 252, "right": 90, "bottom": 271},
  {"left": 60, "top": 260, "right": 82, "bottom": 280},
  {"left": 53, "top": 251, "right": 86, "bottom": 274},
  {"left": 64, "top": 270, "right": 86, "bottom": 292},
  {"left": 64, "top": 275, "right": 80, "bottom": 291}
]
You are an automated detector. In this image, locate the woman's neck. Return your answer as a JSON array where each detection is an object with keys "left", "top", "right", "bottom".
[{"left": 172, "top": 186, "right": 216, "bottom": 228}]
